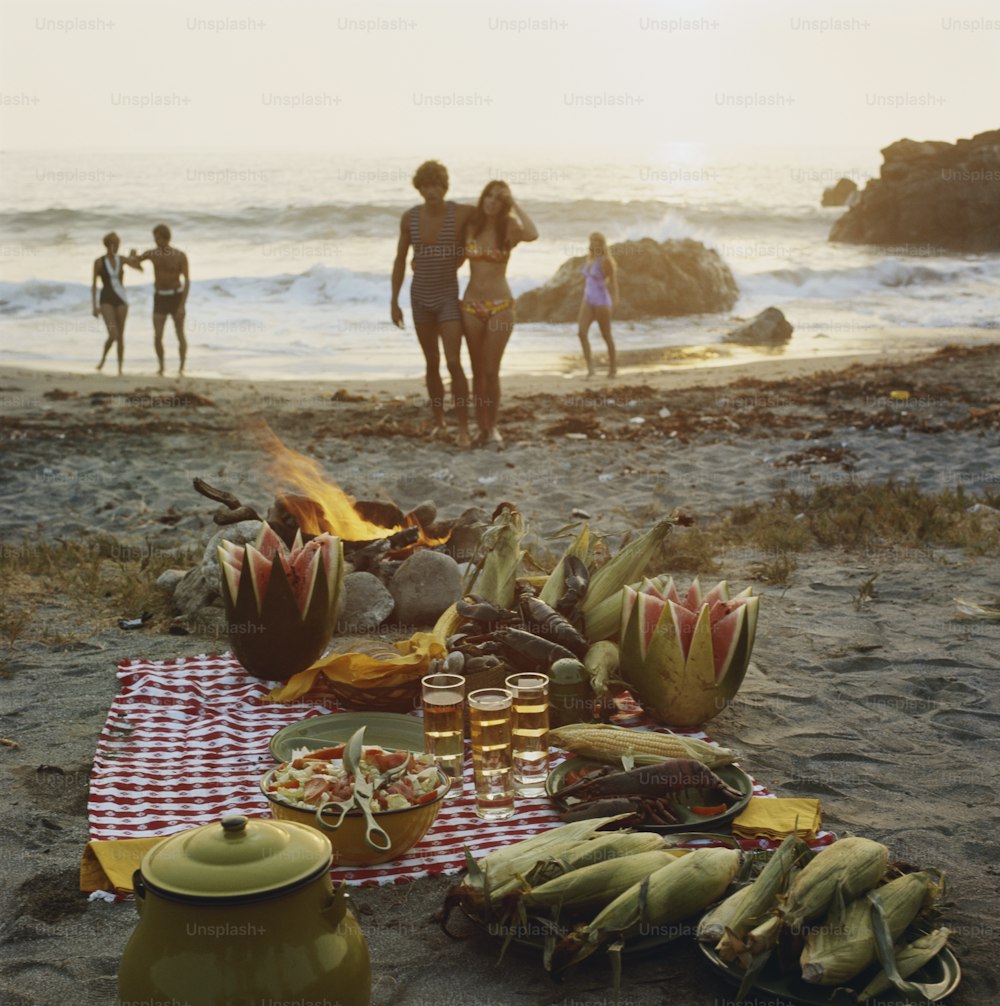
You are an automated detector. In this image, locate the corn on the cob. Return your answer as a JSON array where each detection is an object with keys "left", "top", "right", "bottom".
[
  {"left": 696, "top": 882, "right": 756, "bottom": 945},
  {"left": 582, "top": 640, "right": 620, "bottom": 702},
  {"left": 582, "top": 516, "right": 675, "bottom": 641},
  {"left": 539, "top": 525, "right": 592, "bottom": 608},
  {"left": 552, "top": 847, "right": 740, "bottom": 971},
  {"left": 780, "top": 837, "right": 889, "bottom": 932},
  {"left": 548, "top": 722, "right": 737, "bottom": 769},
  {"left": 855, "top": 927, "right": 951, "bottom": 1002},
  {"left": 519, "top": 850, "right": 681, "bottom": 915},
  {"left": 800, "top": 870, "right": 942, "bottom": 985},
  {"left": 712, "top": 833, "right": 809, "bottom": 959},
  {"left": 529, "top": 830, "right": 667, "bottom": 886},
  {"left": 465, "top": 504, "right": 525, "bottom": 608}
]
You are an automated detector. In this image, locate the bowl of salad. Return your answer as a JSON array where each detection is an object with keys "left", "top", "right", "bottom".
[{"left": 259, "top": 742, "right": 451, "bottom": 866}]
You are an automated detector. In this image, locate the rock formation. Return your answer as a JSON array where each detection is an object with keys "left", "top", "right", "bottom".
[
  {"left": 516, "top": 238, "right": 739, "bottom": 323},
  {"left": 723, "top": 307, "right": 793, "bottom": 346},
  {"left": 821, "top": 178, "right": 858, "bottom": 207},
  {"left": 830, "top": 129, "right": 1000, "bottom": 251}
]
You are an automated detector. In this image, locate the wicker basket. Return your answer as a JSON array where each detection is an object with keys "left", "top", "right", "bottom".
[{"left": 323, "top": 677, "right": 423, "bottom": 714}]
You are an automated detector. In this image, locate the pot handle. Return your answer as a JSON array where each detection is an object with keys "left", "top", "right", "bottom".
[{"left": 133, "top": 870, "right": 146, "bottom": 915}]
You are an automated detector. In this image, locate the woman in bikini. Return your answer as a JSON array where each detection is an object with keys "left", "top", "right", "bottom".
[
  {"left": 92, "top": 232, "right": 140, "bottom": 374},
  {"left": 577, "top": 232, "right": 619, "bottom": 378},
  {"left": 461, "top": 180, "right": 538, "bottom": 446}
]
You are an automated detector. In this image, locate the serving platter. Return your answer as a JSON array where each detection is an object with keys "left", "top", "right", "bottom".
[
  {"left": 698, "top": 930, "right": 960, "bottom": 1005},
  {"left": 269, "top": 711, "right": 424, "bottom": 762},
  {"left": 546, "top": 757, "right": 754, "bottom": 834}
]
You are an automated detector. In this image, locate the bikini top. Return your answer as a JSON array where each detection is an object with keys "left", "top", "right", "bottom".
[{"left": 465, "top": 237, "right": 510, "bottom": 263}]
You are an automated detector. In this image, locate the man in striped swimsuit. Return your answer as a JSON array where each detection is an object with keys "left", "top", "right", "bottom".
[{"left": 391, "top": 161, "right": 474, "bottom": 447}]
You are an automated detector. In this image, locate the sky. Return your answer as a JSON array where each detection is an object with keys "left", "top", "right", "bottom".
[{"left": 0, "top": 0, "right": 997, "bottom": 158}]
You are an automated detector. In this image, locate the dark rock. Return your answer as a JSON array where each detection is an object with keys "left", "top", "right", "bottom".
[
  {"left": 336, "top": 572, "right": 395, "bottom": 633},
  {"left": 389, "top": 551, "right": 463, "bottom": 626},
  {"left": 441, "top": 506, "right": 490, "bottom": 565},
  {"left": 821, "top": 178, "right": 858, "bottom": 207},
  {"left": 724, "top": 307, "right": 793, "bottom": 346},
  {"left": 173, "top": 520, "right": 262, "bottom": 618},
  {"left": 830, "top": 129, "right": 1000, "bottom": 251},
  {"left": 516, "top": 238, "right": 739, "bottom": 323}
]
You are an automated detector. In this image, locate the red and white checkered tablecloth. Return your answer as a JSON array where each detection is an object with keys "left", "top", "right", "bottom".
[{"left": 89, "top": 654, "right": 827, "bottom": 887}]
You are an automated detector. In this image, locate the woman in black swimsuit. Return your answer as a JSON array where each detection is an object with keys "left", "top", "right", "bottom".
[{"left": 92, "top": 232, "right": 139, "bottom": 374}]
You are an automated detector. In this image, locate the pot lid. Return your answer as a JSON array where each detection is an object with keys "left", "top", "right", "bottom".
[{"left": 141, "top": 815, "right": 331, "bottom": 899}]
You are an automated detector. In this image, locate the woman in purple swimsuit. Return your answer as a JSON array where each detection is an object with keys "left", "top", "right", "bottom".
[{"left": 577, "top": 232, "right": 619, "bottom": 378}]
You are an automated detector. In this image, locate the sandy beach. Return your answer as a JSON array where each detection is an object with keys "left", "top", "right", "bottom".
[{"left": 2, "top": 343, "right": 999, "bottom": 1006}]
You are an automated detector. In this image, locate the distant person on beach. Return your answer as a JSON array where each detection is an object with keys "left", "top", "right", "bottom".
[
  {"left": 125, "top": 224, "right": 189, "bottom": 376},
  {"left": 461, "top": 180, "right": 537, "bottom": 446},
  {"left": 578, "top": 232, "right": 618, "bottom": 378},
  {"left": 391, "top": 161, "right": 474, "bottom": 447},
  {"left": 92, "top": 232, "right": 141, "bottom": 375}
]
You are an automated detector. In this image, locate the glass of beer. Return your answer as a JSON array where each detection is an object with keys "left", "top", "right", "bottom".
[
  {"left": 421, "top": 673, "right": 465, "bottom": 793},
  {"left": 468, "top": 687, "right": 515, "bottom": 820},
  {"left": 505, "top": 673, "right": 550, "bottom": 796}
]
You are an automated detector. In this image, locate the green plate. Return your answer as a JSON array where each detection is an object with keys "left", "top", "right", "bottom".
[
  {"left": 546, "top": 757, "right": 754, "bottom": 834},
  {"left": 698, "top": 929, "right": 961, "bottom": 1005},
  {"left": 269, "top": 711, "right": 425, "bottom": 762}
]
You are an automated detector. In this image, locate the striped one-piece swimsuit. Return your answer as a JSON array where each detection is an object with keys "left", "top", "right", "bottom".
[{"left": 409, "top": 201, "right": 463, "bottom": 324}]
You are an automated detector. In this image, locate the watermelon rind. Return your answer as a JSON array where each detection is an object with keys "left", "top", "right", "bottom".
[
  {"left": 684, "top": 602, "right": 716, "bottom": 694},
  {"left": 710, "top": 604, "right": 746, "bottom": 682}
]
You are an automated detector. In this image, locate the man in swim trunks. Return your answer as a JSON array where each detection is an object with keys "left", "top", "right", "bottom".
[
  {"left": 391, "top": 161, "right": 474, "bottom": 447},
  {"left": 127, "top": 224, "right": 190, "bottom": 376}
]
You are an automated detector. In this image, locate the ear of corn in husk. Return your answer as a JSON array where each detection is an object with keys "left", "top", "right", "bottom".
[
  {"left": 538, "top": 525, "right": 592, "bottom": 608},
  {"left": 800, "top": 870, "right": 943, "bottom": 986},
  {"left": 547, "top": 722, "right": 737, "bottom": 769},
  {"left": 582, "top": 641, "right": 620, "bottom": 705},
  {"left": 464, "top": 503, "right": 525, "bottom": 609},
  {"left": 697, "top": 883, "right": 757, "bottom": 945},
  {"left": 552, "top": 847, "right": 741, "bottom": 972},
  {"left": 855, "top": 926, "right": 951, "bottom": 1001},
  {"left": 581, "top": 516, "right": 675, "bottom": 642},
  {"left": 709, "top": 833, "right": 810, "bottom": 957},
  {"left": 526, "top": 831, "right": 668, "bottom": 887},
  {"left": 780, "top": 837, "right": 890, "bottom": 933},
  {"left": 516, "top": 850, "right": 683, "bottom": 916}
]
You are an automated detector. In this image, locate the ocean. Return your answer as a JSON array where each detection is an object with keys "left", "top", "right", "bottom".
[{"left": 1, "top": 147, "right": 998, "bottom": 380}]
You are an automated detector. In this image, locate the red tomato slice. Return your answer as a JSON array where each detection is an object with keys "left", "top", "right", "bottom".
[
  {"left": 690, "top": 803, "right": 726, "bottom": 816},
  {"left": 370, "top": 750, "right": 409, "bottom": 773},
  {"left": 412, "top": 790, "right": 438, "bottom": 806}
]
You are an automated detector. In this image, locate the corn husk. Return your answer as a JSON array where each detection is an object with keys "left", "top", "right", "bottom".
[
  {"left": 855, "top": 927, "right": 951, "bottom": 1001},
  {"left": 581, "top": 516, "right": 675, "bottom": 641},
  {"left": 552, "top": 847, "right": 741, "bottom": 971},
  {"left": 466, "top": 504, "right": 525, "bottom": 609},
  {"left": 800, "top": 870, "right": 942, "bottom": 985},
  {"left": 525, "top": 831, "right": 667, "bottom": 887},
  {"left": 710, "top": 833, "right": 809, "bottom": 957},
  {"left": 519, "top": 850, "right": 681, "bottom": 916},
  {"left": 780, "top": 837, "right": 890, "bottom": 932},
  {"left": 582, "top": 641, "right": 620, "bottom": 704},
  {"left": 538, "top": 525, "right": 592, "bottom": 608},
  {"left": 548, "top": 722, "right": 737, "bottom": 769}
]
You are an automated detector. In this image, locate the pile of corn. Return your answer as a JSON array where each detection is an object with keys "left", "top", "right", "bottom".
[
  {"left": 696, "top": 834, "right": 949, "bottom": 1000},
  {"left": 441, "top": 815, "right": 741, "bottom": 975}
]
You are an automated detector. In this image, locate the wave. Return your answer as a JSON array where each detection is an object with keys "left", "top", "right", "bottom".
[{"left": 738, "top": 258, "right": 993, "bottom": 300}]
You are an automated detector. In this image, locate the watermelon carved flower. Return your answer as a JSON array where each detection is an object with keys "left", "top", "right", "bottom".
[
  {"left": 618, "top": 577, "right": 759, "bottom": 727},
  {"left": 218, "top": 523, "right": 343, "bottom": 681}
]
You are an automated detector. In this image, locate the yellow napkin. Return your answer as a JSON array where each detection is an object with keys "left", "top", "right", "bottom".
[
  {"left": 731, "top": 797, "right": 822, "bottom": 841},
  {"left": 80, "top": 837, "right": 166, "bottom": 894},
  {"left": 264, "top": 631, "right": 446, "bottom": 703}
]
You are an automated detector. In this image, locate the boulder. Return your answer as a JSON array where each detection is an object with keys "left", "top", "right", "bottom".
[
  {"left": 723, "top": 307, "right": 793, "bottom": 346},
  {"left": 821, "top": 177, "right": 858, "bottom": 207},
  {"left": 516, "top": 238, "right": 739, "bottom": 323},
  {"left": 389, "top": 550, "right": 463, "bottom": 626},
  {"left": 172, "top": 520, "right": 263, "bottom": 618},
  {"left": 830, "top": 129, "right": 1000, "bottom": 251},
  {"left": 336, "top": 572, "right": 395, "bottom": 633}
]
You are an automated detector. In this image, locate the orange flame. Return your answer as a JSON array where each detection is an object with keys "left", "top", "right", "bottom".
[
  {"left": 261, "top": 425, "right": 450, "bottom": 550},
  {"left": 262, "top": 427, "right": 401, "bottom": 539}
]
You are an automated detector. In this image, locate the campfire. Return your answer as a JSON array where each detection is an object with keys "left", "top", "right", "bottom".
[{"left": 192, "top": 429, "right": 458, "bottom": 575}]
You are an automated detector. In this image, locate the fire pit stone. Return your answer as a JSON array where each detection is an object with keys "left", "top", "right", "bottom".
[
  {"left": 388, "top": 550, "right": 463, "bottom": 626},
  {"left": 170, "top": 519, "right": 264, "bottom": 621},
  {"left": 336, "top": 572, "right": 396, "bottom": 633}
]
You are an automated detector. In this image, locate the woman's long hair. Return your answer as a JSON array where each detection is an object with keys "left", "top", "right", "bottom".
[
  {"left": 467, "top": 181, "right": 512, "bottom": 251},
  {"left": 589, "top": 232, "right": 617, "bottom": 281}
]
